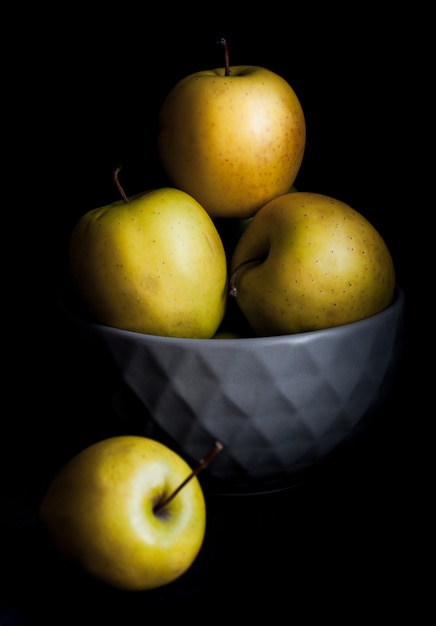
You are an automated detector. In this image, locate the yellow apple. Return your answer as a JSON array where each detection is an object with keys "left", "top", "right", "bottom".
[
  {"left": 157, "top": 60, "right": 305, "bottom": 219},
  {"left": 229, "top": 191, "right": 396, "bottom": 335},
  {"left": 39, "top": 436, "right": 207, "bottom": 591},
  {"left": 212, "top": 330, "right": 241, "bottom": 339},
  {"left": 68, "top": 187, "right": 228, "bottom": 338}
]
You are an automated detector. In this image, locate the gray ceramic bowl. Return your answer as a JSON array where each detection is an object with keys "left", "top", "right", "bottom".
[{"left": 60, "top": 286, "right": 405, "bottom": 493}]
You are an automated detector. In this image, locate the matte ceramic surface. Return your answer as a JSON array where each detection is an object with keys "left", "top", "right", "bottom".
[{"left": 60, "top": 286, "right": 406, "bottom": 493}]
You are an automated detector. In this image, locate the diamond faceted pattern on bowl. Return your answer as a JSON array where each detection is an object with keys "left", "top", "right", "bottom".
[
  {"left": 117, "top": 312, "right": 397, "bottom": 482},
  {"left": 67, "top": 286, "right": 405, "bottom": 489}
]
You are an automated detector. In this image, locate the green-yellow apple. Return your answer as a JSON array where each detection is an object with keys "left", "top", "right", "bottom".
[
  {"left": 212, "top": 331, "right": 241, "bottom": 339},
  {"left": 68, "top": 187, "right": 228, "bottom": 338},
  {"left": 157, "top": 42, "right": 305, "bottom": 219},
  {"left": 229, "top": 191, "right": 396, "bottom": 335},
  {"left": 39, "top": 436, "right": 209, "bottom": 591}
]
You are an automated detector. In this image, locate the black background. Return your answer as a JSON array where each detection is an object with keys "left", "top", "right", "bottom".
[{"left": 2, "top": 4, "right": 428, "bottom": 622}]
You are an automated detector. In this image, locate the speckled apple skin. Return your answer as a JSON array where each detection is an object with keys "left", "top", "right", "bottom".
[
  {"left": 230, "top": 192, "right": 396, "bottom": 335},
  {"left": 68, "top": 188, "right": 228, "bottom": 338},
  {"left": 157, "top": 66, "right": 306, "bottom": 219},
  {"left": 39, "top": 436, "right": 206, "bottom": 590}
]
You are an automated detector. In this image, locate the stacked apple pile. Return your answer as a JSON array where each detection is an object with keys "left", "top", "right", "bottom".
[
  {"left": 40, "top": 41, "right": 397, "bottom": 593},
  {"left": 68, "top": 39, "right": 396, "bottom": 340}
]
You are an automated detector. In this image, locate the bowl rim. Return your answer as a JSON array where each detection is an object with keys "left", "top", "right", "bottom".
[{"left": 59, "top": 284, "right": 405, "bottom": 347}]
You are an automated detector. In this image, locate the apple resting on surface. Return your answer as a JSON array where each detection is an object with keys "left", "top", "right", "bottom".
[
  {"left": 39, "top": 436, "right": 218, "bottom": 591},
  {"left": 157, "top": 39, "right": 305, "bottom": 219},
  {"left": 229, "top": 191, "right": 396, "bottom": 336},
  {"left": 68, "top": 186, "right": 228, "bottom": 338}
]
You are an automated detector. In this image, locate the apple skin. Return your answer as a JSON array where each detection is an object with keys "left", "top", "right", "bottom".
[
  {"left": 229, "top": 192, "right": 396, "bottom": 336},
  {"left": 68, "top": 187, "right": 228, "bottom": 338},
  {"left": 39, "top": 436, "right": 206, "bottom": 591},
  {"left": 212, "top": 331, "right": 241, "bottom": 339},
  {"left": 157, "top": 66, "right": 305, "bottom": 219}
]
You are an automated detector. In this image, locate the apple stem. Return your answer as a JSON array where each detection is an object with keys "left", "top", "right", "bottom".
[
  {"left": 218, "top": 37, "right": 230, "bottom": 76},
  {"left": 229, "top": 256, "right": 267, "bottom": 298},
  {"left": 154, "top": 441, "right": 224, "bottom": 513},
  {"left": 113, "top": 164, "right": 129, "bottom": 204}
]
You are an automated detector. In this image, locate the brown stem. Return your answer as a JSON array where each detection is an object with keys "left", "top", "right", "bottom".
[
  {"left": 229, "top": 255, "right": 267, "bottom": 298},
  {"left": 113, "top": 164, "right": 129, "bottom": 204},
  {"left": 218, "top": 37, "right": 230, "bottom": 76},
  {"left": 154, "top": 441, "right": 224, "bottom": 513}
]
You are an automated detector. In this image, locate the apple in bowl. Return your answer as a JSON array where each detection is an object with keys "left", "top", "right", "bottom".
[
  {"left": 157, "top": 39, "right": 306, "bottom": 219},
  {"left": 228, "top": 191, "right": 396, "bottom": 335},
  {"left": 68, "top": 180, "right": 228, "bottom": 339}
]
